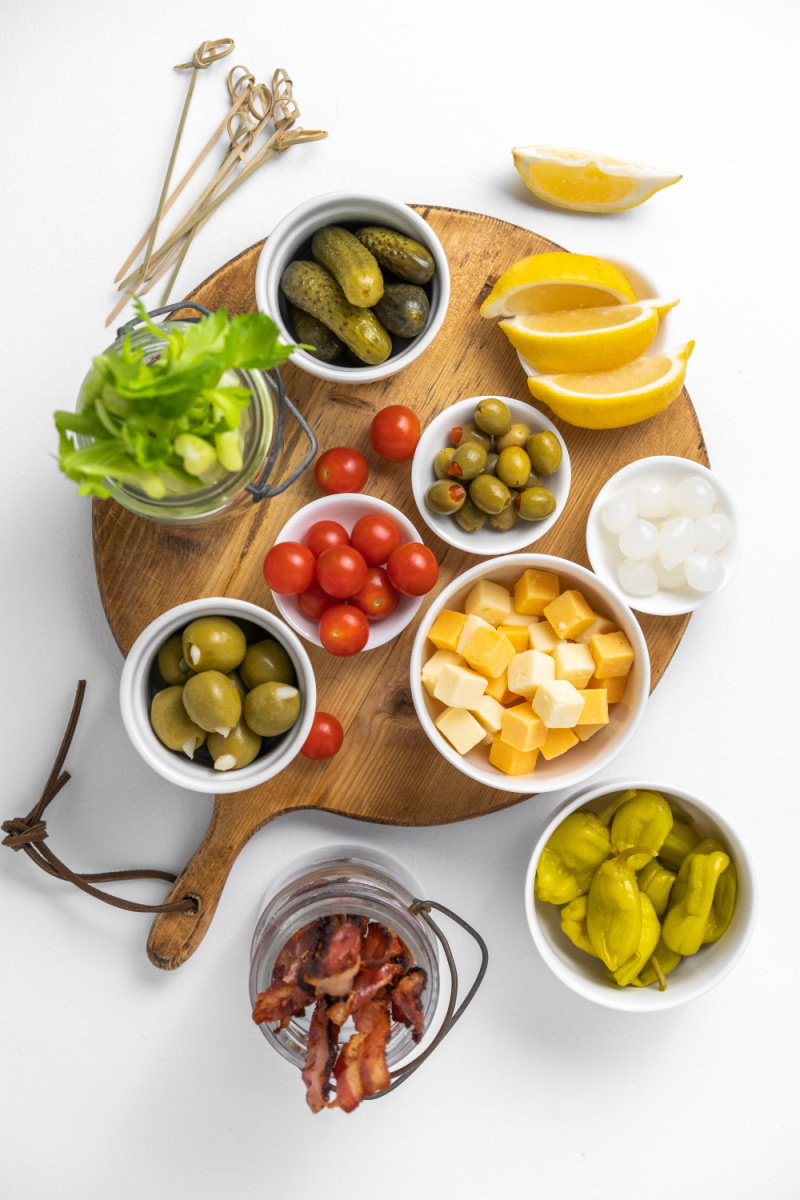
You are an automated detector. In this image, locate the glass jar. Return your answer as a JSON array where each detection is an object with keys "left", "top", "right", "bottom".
[
  {"left": 249, "top": 846, "right": 440, "bottom": 1073},
  {"left": 78, "top": 323, "right": 275, "bottom": 525}
]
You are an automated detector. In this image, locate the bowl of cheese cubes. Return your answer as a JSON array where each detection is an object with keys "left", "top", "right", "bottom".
[{"left": 409, "top": 554, "right": 650, "bottom": 793}]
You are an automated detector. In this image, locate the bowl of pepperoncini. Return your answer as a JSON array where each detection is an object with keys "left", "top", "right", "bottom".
[{"left": 525, "top": 779, "right": 756, "bottom": 1010}]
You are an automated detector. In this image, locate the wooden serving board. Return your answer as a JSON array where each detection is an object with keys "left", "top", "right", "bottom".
[{"left": 93, "top": 206, "right": 708, "bottom": 970}]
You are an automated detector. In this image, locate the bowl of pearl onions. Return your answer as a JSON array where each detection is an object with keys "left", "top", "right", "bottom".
[{"left": 585, "top": 456, "right": 741, "bottom": 616}]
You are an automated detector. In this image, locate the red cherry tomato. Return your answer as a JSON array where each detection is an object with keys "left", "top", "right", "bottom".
[
  {"left": 301, "top": 712, "right": 344, "bottom": 760},
  {"left": 314, "top": 447, "right": 369, "bottom": 494},
  {"left": 297, "top": 579, "right": 338, "bottom": 620},
  {"left": 350, "top": 567, "right": 399, "bottom": 620},
  {"left": 304, "top": 520, "right": 350, "bottom": 558},
  {"left": 319, "top": 605, "right": 369, "bottom": 656},
  {"left": 316, "top": 545, "right": 368, "bottom": 599},
  {"left": 370, "top": 405, "right": 421, "bottom": 462},
  {"left": 263, "top": 541, "right": 316, "bottom": 595},
  {"left": 349, "top": 514, "right": 402, "bottom": 566},
  {"left": 386, "top": 542, "right": 439, "bottom": 596}
]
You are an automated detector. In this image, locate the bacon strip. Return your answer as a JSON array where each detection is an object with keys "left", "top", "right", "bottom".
[
  {"left": 301, "top": 999, "right": 339, "bottom": 1114},
  {"left": 354, "top": 999, "right": 391, "bottom": 1097},
  {"left": 252, "top": 982, "right": 308, "bottom": 1028},
  {"left": 360, "top": 921, "right": 393, "bottom": 967},
  {"left": 332, "top": 1034, "right": 365, "bottom": 1113},
  {"left": 391, "top": 967, "right": 427, "bottom": 1043},
  {"left": 305, "top": 919, "right": 363, "bottom": 996},
  {"left": 328, "top": 962, "right": 401, "bottom": 1026}
]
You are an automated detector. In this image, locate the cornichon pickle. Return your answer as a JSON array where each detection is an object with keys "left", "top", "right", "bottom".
[
  {"left": 289, "top": 304, "right": 343, "bottom": 364},
  {"left": 355, "top": 226, "right": 435, "bottom": 284},
  {"left": 373, "top": 284, "right": 430, "bottom": 338},
  {"left": 280, "top": 261, "right": 392, "bottom": 366},
  {"left": 311, "top": 226, "right": 384, "bottom": 308}
]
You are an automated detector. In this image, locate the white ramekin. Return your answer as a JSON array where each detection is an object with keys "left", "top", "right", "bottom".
[
  {"left": 120, "top": 598, "right": 316, "bottom": 794},
  {"left": 254, "top": 192, "right": 450, "bottom": 383}
]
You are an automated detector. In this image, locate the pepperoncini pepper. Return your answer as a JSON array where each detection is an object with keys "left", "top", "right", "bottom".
[
  {"left": 610, "top": 790, "right": 673, "bottom": 870},
  {"left": 658, "top": 819, "right": 700, "bottom": 871},
  {"left": 662, "top": 839, "right": 730, "bottom": 957},
  {"left": 703, "top": 859, "right": 737, "bottom": 943},
  {"left": 609, "top": 893, "right": 661, "bottom": 987},
  {"left": 534, "top": 812, "right": 613, "bottom": 905},
  {"left": 586, "top": 847, "right": 652, "bottom": 971},
  {"left": 636, "top": 859, "right": 677, "bottom": 918},
  {"left": 631, "top": 936, "right": 682, "bottom": 990},
  {"left": 560, "top": 895, "right": 597, "bottom": 957}
]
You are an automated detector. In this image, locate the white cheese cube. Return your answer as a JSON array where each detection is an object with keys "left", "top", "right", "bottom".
[
  {"left": 456, "top": 614, "right": 492, "bottom": 655},
  {"left": 433, "top": 663, "right": 488, "bottom": 709},
  {"left": 507, "top": 649, "right": 555, "bottom": 698},
  {"left": 435, "top": 707, "right": 486, "bottom": 755},
  {"left": 465, "top": 579, "right": 512, "bottom": 626},
  {"left": 510, "top": 611, "right": 540, "bottom": 628},
  {"left": 529, "top": 621, "right": 560, "bottom": 653},
  {"left": 469, "top": 694, "right": 506, "bottom": 736},
  {"left": 574, "top": 616, "right": 617, "bottom": 646},
  {"left": 421, "top": 650, "right": 466, "bottom": 697},
  {"left": 532, "top": 680, "right": 586, "bottom": 729},
  {"left": 552, "top": 642, "right": 595, "bottom": 689}
]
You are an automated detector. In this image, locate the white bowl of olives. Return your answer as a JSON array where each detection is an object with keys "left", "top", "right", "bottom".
[{"left": 120, "top": 598, "right": 316, "bottom": 794}]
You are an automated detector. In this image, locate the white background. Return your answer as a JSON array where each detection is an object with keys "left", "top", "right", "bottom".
[{"left": 2, "top": 2, "right": 797, "bottom": 1195}]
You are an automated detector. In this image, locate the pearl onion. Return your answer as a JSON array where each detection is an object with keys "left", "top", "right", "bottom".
[
  {"left": 619, "top": 519, "right": 659, "bottom": 560},
  {"left": 694, "top": 513, "right": 731, "bottom": 553},
  {"left": 685, "top": 552, "right": 724, "bottom": 593},
  {"left": 619, "top": 558, "right": 659, "bottom": 597},
  {"left": 602, "top": 494, "right": 637, "bottom": 534},
  {"left": 658, "top": 516, "right": 696, "bottom": 571},
  {"left": 636, "top": 479, "right": 675, "bottom": 520},
  {"left": 672, "top": 476, "right": 716, "bottom": 519}
]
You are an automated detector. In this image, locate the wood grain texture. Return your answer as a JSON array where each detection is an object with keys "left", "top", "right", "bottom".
[{"left": 92, "top": 206, "right": 708, "bottom": 969}]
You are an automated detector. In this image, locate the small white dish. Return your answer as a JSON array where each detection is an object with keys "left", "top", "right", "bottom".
[
  {"left": 254, "top": 191, "right": 450, "bottom": 384},
  {"left": 409, "top": 554, "right": 649, "bottom": 794},
  {"left": 120, "top": 598, "right": 316, "bottom": 794},
  {"left": 410, "top": 395, "right": 570, "bottom": 556},
  {"left": 525, "top": 778, "right": 757, "bottom": 1011},
  {"left": 586, "top": 456, "right": 741, "bottom": 616},
  {"left": 272, "top": 494, "right": 424, "bottom": 650}
]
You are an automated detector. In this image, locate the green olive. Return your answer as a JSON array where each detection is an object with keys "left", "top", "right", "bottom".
[
  {"left": 496, "top": 422, "right": 531, "bottom": 452},
  {"left": 433, "top": 447, "right": 456, "bottom": 479},
  {"left": 226, "top": 670, "right": 248, "bottom": 701},
  {"left": 157, "top": 635, "right": 194, "bottom": 685},
  {"left": 207, "top": 720, "right": 262, "bottom": 771},
  {"left": 515, "top": 487, "right": 557, "bottom": 521},
  {"left": 473, "top": 397, "right": 512, "bottom": 437},
  {"left": 426, "top": 480, "right": 467, "bottom": 514},
  {"left": 244, "top": 681, "right": 302, "bottom": 737},
  {"left": 150, "top": 686, "right": 205, "bottom": 757},
  {"left": 448, "top": 440, "right": 487, "bottom": 481},
  {"left": 451, "top": 422, "right": 491, "bottom": 451},
  {"left": 490, "top": 499, "right": 520, "bottom": 531},
  {"left": 483, "top": 452, "right": 499, "bottom": 477},
  {"left": 182, "top": 617, "right": 247, "bottom": 673},
  {"left": 240, "top": 639, "right": 296, "bottom": 689},
  {"left": 183, "top": 671, "right": 243, "bottom": 734},
  {"left": 455, "top": 496, "right": 488, "bottom": 533},
  {"left": 526, "top": 431, "right": 563, "bottom": 476},
  {"left": 469, "top": 474, "right": 512, "bottom": 515},
  {"left": 496, "top": 446, "right": 533, "bottom": 489}
]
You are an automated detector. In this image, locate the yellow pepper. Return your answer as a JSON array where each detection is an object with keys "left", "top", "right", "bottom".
[
  {"left": 610, "top": 790, "right": 673, "bottom": 870},
  {"left": 586, "top": 848, "right": 648, "bottom": 971},
  {"left": 610, "top": 894, "right": 661, "bottom": 987},
  {"left": 560, "top": 895, "right": 597, "bottom": 957},
  {"left": 631, "top": 936, "right": 682, "bottom": 990},
  {"left": 637, "top": 859, "right": 677, "bottom": 918},
  {"left": 662, "top": 839, "right": 730, "bottom": 957}
]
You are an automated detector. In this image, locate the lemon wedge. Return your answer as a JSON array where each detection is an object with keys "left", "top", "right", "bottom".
[
  {"left": 526, "top": 341, "right": 694, "bottom": 429},
  {"left": 513, "top": 146, "right": 682, "bottom": 213},
  {"left": 481, "top": 252, "right": 635, "bottom": 319},
  {"left": 500, "top": 298, "right": 679, "bottom": 373}
]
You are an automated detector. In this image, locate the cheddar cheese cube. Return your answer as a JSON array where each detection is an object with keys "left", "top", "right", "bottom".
[
  {"left": 552, "top": 642, "right": 595, "bottom": 689},
  {"left": 514, "top": 569, "right": 560, "bottom": 616},
  {"left": 574, "top": 615, "right": 617, "bottom": 646},
  {"left": 507, "top": 649, "right": 555, "bottom": 699},
  {"left": 433, "top": 663, "right": 488, "bottom": 709},
  {"left": 497, "top": 625, "right": 530, "bottom": 654},
  {"left": 470, "top": 694, "right": 506, "bottom": 737},
  {"left": 574, "top": 688, "right": 609, "bottom": 726},
  {"left": 457, "top": 614, "right": 493, "bottom": 656},
  {"left": 540, "top": 727, "right": 580, "bottom": 760},
  {"left": 587, "top": 673, "right": 627, "bottom": 703},
  {"left": 529, "top": 621, "right": 560, "bottom": 654},
  {"left": 462, "top": 626, "right": 516, "bottom": 680},
  {"left": 532, "top": 679, "right": 586, "bottom": 728},
  {"left": 465, "top": 579, "right": 512, "bottom": 627},
  {"left": 543, "top": 590, "right": 596, "bottom": 640},
  {"left": 589, "top": 631, "right": 635, "bottom": 679},
  {"left": 421, "top": 650, "right": 465, "bottom": 697},
  {"left": 428, "top": 609, "right": 467, "bottom": 653},
  {"left": 575, "top": 723, "right": 604, "bottom": 742},
  {"left": 435, "top": 707, "right": 486, "bottom": 755},
  {"left": 501, "top": 702, "right": 547, "bottom": 753},
  {"left": 484, "top": 670, "right": 521, "bottom": 706},
  {"left": 489, "top": 734, "right": 539, "bottom": 776}
]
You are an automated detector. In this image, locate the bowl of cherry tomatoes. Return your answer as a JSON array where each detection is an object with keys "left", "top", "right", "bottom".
[{"left": 264, "top": 495, "right": 438, "bottom": 655}]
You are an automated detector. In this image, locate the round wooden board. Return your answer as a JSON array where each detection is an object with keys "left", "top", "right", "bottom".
[{"left": 93, "top": 206, "right": 707, "bottom": 969}]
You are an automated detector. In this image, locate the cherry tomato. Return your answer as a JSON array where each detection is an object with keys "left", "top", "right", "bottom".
[
  {"left": 349, "top": 514, "right": 402, "bottom": 566},
  {"left": 263, "top": 541, "right": 315, "bottom": 595},
  {"left": 304, "top": 520, "right": 350, "bottom": 558},
  {"left": 297, "top": 579, "right": 338, "bottom": 621},
  {"left": 370, "top": 405, "right": 421, "bottom": 462},
  {"left": 301, "top": 712, "right": 344, "bottom": 760},
  {"left": 350, "top": 567, "right": 399, "bottom": 620},
  {"left": 386, "top": 542, "right": 439, "bottom": 596},
  {"left": 315, "top": 545, "right": 368, "bottom": 599},
  {"left": 315, "top": 447, "right": 369, "bottom": 494},
  {"left": 319, "top": 605, "right": 369, "bottom": 656}
]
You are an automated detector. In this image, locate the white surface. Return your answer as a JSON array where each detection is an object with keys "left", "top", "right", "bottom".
[{"left": 1, "top": 3, "right": 797, "bottom": 1196}]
